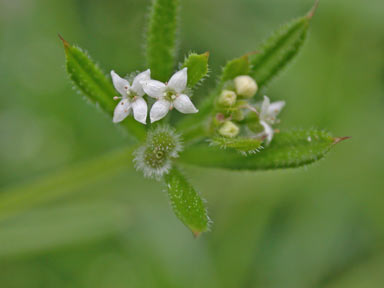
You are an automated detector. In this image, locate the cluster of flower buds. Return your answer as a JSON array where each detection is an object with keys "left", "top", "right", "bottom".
[
  {"left": 213, "top": 75, "right": 285, "bottom": 144},
  {"left": 111, "top": 68, "right": 198, "bottom": 124}
]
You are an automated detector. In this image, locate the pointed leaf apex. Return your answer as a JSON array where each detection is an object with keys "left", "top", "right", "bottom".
[
  {"left": 307, "top": 0, "right": 320, "bottom": 20},
  {"left": 203, "top": 51, "right": 210, "bottom": 58},
  {"left": 192, "top": 230, "right": 202, "bottom": 238},
  {"left": 333, "top": 136, "right": 351, "bottom": 145},
  {"left": 58, "top": 34, "right": 70, "bottom": 49}
]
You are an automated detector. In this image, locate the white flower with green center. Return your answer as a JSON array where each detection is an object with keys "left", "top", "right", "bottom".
[
  {"left": 111, "top": 69, "right": 150, "bottom": 124},
  {"left": 141, "top": 68, "right": 198, "bottom": 123},
  {"left": 259, "top": 96, "right": 285, "bottom": 144}
]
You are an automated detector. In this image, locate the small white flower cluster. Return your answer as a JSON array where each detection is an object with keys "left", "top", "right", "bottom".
[
  {"left": 111, "top": 68, "right": 198, "bottom": 124},
  {"left": 216, "top": 75, "right": 285, "bottom": 144}
]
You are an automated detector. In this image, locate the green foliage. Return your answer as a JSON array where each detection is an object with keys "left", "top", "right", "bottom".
[
  {"left": 146, "top": 0, "right": 180, "bottom": 81},
  {"left": 250, "top": 15, "right": 311, "bottom": 88},
  {"left": 221, "top": 55, "right": 250, "bottom": 83},
  {"left": 182, "top": 52, "right": 210, "bottom": 87},
  {"left": 60, "top": 37, "right": 146, "bottom": 141},
  {"left": 164, "top": 168, "right": 209, "bottom": 236},
  {"left": 0, "top": 147, "right": 133, "bottom": 223},
  {"left": 210, "top": 136, "right": 263, "bottom": 154},
  {"left": 180, "top": 130, "right": 343, "bottom": 170},
  {"left": 0, "top": 202, "right": 128, "bottom": 258}
]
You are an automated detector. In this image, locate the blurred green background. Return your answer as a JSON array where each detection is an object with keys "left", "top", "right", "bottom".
[{"left": 0, "top": 0, "right": 383, "bottom": 287}]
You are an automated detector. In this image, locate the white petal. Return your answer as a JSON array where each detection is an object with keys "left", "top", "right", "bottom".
[
  {"left": 260, "top": 121, "right": 274, "bottom": 144},
  {"left": 113, "top": 99, "right": 131, "bottom": 123},
  {"left": 131, "top": 97, "right": 148, "bottom": 124},
  {"left": 173, "top": 94, "right": 198, "bottom": 114},
  {"left": 268, "top": 101, "right": 285, "bottom": 118},
  {"left": 111, "top": 70, "right": 130, "bottom": 97},
  {"left": 131, "top": 69, "right": 151, "bottom": 97},
  {"left": 150, "top": 99, "right": 171, "bottom": 123},
  {"left": 260, "top": 95, "right": 271, "bottom": 120},
  {"left": 141, "top": 80, "right": 166, "bottom": 98},
  {"left": 168, "top": 68, "right": 188, "bottom": 93}
]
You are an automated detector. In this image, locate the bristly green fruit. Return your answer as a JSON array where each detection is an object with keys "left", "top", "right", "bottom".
[
  {"left": 182, "top": 52, "right": 210, "bottom": 87},
  {"left": 164, "top": 168, "right": 210, "bottom": 236},
  {"left": 180, "top": 129, "right": 348, "bottom": 170},
  {"left": 59, "top": 36, "right": 146, "bottom": 141},
  {"left": 146, "top": 0, "right": 180, "bottom": 82},
  {"left": 250, "top": 1, "right": 319, "bottom": 89}
]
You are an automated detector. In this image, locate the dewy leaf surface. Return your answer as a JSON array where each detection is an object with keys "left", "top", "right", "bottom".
[
  {"left": 60, "top": 37, "right": 145, "bottom": 141},
  {"left": 250, "top": 13, "right": 312, "bottom": 89},
  {"left": 182, "top": 52, "right": 209, "bottom": 87},
  {"left": 146, "top": 0, "right": 180, "bottom": 82},
  {"left": 180, "top": 130, "right": 344, "bottom": 170},
  {"left": 164, "top": 167, "right": 209, "bottom": 236}
]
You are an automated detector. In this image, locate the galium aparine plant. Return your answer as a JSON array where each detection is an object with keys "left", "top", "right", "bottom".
[{"left": 60, "top": 0, "right": 348, "bottom": 236}]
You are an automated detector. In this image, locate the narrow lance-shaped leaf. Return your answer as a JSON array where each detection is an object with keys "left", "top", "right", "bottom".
[
  {"left": 250, "top": 2, "right": 318, "bottom": 88},
  {"left": 182, "top": 52, "right": 209, "bottom": 87},
  {"left": 146, "top": 0, "right": 180, "bottom": 81},
  {"left": 180, "top": 129, "right": 349, "bottom": 170},
  {"left": 60, "top": 36, "right": 146, "bottom": 141},
  {"left": 164, "top": 167, "right": 210, "bottom": 236}
]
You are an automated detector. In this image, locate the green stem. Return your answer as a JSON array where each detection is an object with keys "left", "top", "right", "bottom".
[{"left": 0, "top": 147, "right": 134, "bottom": 223}]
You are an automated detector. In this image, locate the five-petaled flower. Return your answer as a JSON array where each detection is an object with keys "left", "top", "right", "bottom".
[
  {"left": 141, "top": 68, "right": 198, "bottom": 123},
  {"left": 111, "top": 69, "right": 150, "bottom": 124},
  {"left": 259, "top": 96, "right": 285, "bottom": 144}
]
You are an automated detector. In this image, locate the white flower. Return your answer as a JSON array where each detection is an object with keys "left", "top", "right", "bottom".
[
  {"left": 111, "top": 69, "right": 150, "bottom": 124},
  {"left": 259, "top": 96, "right": 285, "bottom": 144},
  {"left": 141, "top": 68, "right": 198, "bottom": 123}
]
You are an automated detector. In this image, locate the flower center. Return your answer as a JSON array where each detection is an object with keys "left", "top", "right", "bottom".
[{"left": 164, "top": 89, "right": 178, "bottom": 102}]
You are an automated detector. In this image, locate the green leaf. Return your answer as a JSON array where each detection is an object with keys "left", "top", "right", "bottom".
[
  {"left": 164, "top": 167, "right": 210, "bottom": 236},
  {"left": 146, "top": 0, "right": 180, "bottom": 81},
  {"left": 60, "top": 36, "right": 145, "bottom": 141},
  {"left": 182, "top": 52, "right": 210, "bottom": 87},
  {"left": 250, "top": 6, "right": 316, "bottom": 88},
  {"left": 180, "top": 130, "right": 348, "bottom": 170},
  {"left": 210, "top": 136, "right": 263, "bottom": 155},
  {"left": 221, "top": 55, "right": 250, "bottom": 83}
]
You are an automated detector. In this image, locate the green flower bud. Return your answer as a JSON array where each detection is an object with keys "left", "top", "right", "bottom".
[
  {"left": 234, "top": 75, "right": 258, "bottom": 98},
  {"left": 218, "top": 90, "right": 237, "bottom": 106},
  {"left": 218, "top": 121, "right": 240, "bottom": 138}
]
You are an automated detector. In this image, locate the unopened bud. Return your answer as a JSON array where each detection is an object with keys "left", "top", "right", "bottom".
[
  {"left": 218, "top": 90, "right": 237, "bottom": 106},
  {"left": 234, "top": 75, "right": 258, "bottom": 98},
  {"left": 219, "top": 121, "right": 239, "bottom": 138}
]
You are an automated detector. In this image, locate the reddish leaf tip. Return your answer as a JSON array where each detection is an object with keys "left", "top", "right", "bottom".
[
  {"left": 333, "top": 136, "right": 351, "bottom": 145},
  {"left": 307, "top": 0, "right": 320, "bottom": 19},
  {"left": 203, "top": 51, "right": 210, "bottom": 58},
  {"left": 58, "top": 34, "right": 70, "bottom": 48},
  {"left": 192, "top": 230, "right": 202, "bottom": 238}
]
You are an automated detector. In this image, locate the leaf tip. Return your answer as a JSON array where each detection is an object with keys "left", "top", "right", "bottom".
[
  {"left": 203, "top": 51, "right": 210, "bottom": 58},
  {"left": 307, "top": 0, "right": 320, "bottom": 19},
  {"left": 192, "top": 229, "right": 202, "bottom": 238},
  {"left": 58, "top": 33, "right": 70, "bottom": 49},
  {"left": 333, "top": 136, "right": 351, "bottom": 145}
]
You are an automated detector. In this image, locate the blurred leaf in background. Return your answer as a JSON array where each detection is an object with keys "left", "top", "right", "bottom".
[{"left": 0, "top": 0, "right": 384, "bottom": 287}]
